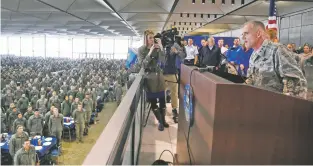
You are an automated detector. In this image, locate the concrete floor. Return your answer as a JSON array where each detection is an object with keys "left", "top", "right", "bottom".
[
  {"left": 138, "top": 103, "right": 178, "bottom": 165},
  {"left": 58, "top": 102, "right": 117, "bottom": 165}
]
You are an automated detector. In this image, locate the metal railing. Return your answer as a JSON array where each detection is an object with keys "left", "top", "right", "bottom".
[{"left": 83, "top": 72, "right": 146, "bottom": 165}]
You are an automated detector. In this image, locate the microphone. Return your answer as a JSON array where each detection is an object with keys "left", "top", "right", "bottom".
[{"left": 196, "top": 66, "right": 215, "bottom": 73}]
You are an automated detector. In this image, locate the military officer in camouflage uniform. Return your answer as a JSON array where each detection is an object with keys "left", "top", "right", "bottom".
[
  {"left": 73, "top": 102, "right": 86, "bottom": 143},
  {"left": 243, "top": 21, "right": 307, "bottom": 98},
  {"left": 82, "top": 94, "right": 93, "bottom": 127}
]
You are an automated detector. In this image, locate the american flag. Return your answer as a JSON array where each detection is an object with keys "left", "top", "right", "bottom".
[{"left": 268, "top": 0, "right": 277, "bottom": 30}]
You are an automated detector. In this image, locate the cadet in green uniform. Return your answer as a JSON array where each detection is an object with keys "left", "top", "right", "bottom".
[
  {"left": 23, "top": 105, "right": 34, "bottom": 120},
  {"left": 61, "top": 95, "right": 71, "bottom": 117},
  {"left": 17, "top": 94, "right": 29, "bottom": 115},
  {"left": 76, "top": 87, "right": 85, "bottom": 101},
  {"left": 14, "top": 139, "right": 36, "bottom": 165},
  {"left": 71, "top": 97, "right": 79, "bottom": 115},
  {"left": 82, "top": 94, "right": 93, "bottom": 127},
  {"left": 9, "top": 125, "right": 29, "bottom": 159},
  {"left": 28, "top": 109, "right": 44, "bottom": 136},
  {"left": 48, "top": 108, "right": 64, "bottom": 145},
  {"left": 13, "top": 113, "right": 27, "bottom": 133},
  {"left": 72, "top": 102, "right": 86, "bottom": 143}
]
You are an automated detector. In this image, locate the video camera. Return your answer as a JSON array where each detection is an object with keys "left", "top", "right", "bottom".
[{"left": 154, "top": 27, "right": 179, "bottom": 48}]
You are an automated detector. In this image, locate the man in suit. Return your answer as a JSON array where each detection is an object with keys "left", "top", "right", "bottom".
[
  {"left": 197, "top": 39, "right": 208, "bottom": 67},
  {"left": 201, "top": 37, "right": 221, "bottom": 68}
]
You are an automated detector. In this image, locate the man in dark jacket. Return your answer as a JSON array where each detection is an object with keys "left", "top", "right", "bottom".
[
  {"left": 163, "top": 41, "right": 186, "bottom": 124},
  {"left": 198, "top": 39, "right": 208, "bottom": 66},
  {"left": 201, "top": 37, "right": 221, "bottom": 67}
]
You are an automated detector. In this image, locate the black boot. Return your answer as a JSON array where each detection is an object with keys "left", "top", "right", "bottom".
[
  {"left": 172, "top": 109, "right": 178, "bottom": 123},
  {"left": 152, "top": 108, "right": 164, "bottom": 131},
  {"left": 160, "top": 108, "right": 169, "bottom": 128},
  {"left": 166, "top": 95, "right": 171, "bottom": 103}
]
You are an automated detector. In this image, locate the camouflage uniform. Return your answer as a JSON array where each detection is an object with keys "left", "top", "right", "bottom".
[
  {"left": 246, "top": 40, "right": 307, "bottom": 99},
  {"left": 14, "top": 145, "right": 36, "bottom": 165},
  {"left": 72, "top": 109, "right": 86, "bottom": 141},
  {"left": 82, "top": 98, "right": 93, "bottom": 124}
]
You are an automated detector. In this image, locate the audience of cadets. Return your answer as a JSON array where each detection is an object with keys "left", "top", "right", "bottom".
[{"left": 1, "top": 56, "right": 128, "bottom": 137}]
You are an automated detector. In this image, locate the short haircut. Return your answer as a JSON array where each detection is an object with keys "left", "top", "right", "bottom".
[
  {"left": 218, "top": 38, "right": 224, "bottom": 41},
  {"left": 245, "top": 21, "right": 266, "bottom": 31},
  {"left": 16, "top": 125, "right": 23, "bottom": 130}
]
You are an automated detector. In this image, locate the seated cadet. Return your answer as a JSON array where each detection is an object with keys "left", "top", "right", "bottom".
[
  {"left": 9, "top": 125, "right": 29, "bottom": 159},
  {"left": 14, "top": 139, "right": 37, "bottom": 165}
]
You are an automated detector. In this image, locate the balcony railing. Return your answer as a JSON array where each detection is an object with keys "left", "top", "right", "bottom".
[{"left": 83, "top": 71, "right": 146, "bottom": 165}]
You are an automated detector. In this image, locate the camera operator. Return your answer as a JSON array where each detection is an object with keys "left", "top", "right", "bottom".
[
  {"left": 137, "top": 30, "right": 169, "bottom": 131},
  {"left": 163, "top": 37, "right": 186, "bottom": 123}
]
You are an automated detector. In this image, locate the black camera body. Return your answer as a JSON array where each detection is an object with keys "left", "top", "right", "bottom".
[{"left": 154, "top": 27, "right": 179, "bottom": 48}]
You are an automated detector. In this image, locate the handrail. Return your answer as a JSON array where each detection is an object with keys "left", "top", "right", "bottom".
[{"left": 83, "top": 72, "right": 144, "bottom": 165}]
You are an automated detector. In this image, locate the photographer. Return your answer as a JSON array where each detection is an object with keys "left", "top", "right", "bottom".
[
  {"left": 163, "top": 37, "right": 186, "bottom": 123},
  {"left": 137, "top": 30, "right": 169, "bottom": 131}
]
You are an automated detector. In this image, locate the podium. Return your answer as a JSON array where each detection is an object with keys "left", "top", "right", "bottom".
[{"left": 176, "top": 65, "right": 313, "bottom": 165}]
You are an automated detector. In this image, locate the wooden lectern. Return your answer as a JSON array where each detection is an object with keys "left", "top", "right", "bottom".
[{"left": 176, "top": 65, "right": 313, "bottom": 165}]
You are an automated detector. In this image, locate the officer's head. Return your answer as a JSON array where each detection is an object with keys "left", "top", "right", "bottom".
[
  {"left": 65, "top": 95, "right": 69, "bottom": 101},
  {"left": 85, "top": 94, "right": 90, "bottom": 99},
  {"left": 242, "top": 21, "right": 266, "bottom": 50},
  {"left": 12, "top": 107, "right": 17, "bottom": 112},
  {"left": 75, "top": 97, "right": 79, "bottom": 102},
  {"left": 69, "top": 95, "right": 73, "bottom": 101}
]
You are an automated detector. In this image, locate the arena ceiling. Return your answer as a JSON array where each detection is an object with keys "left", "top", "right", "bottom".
[{"left": 1, "top": 0, "right": 313, "bottom": 37}]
